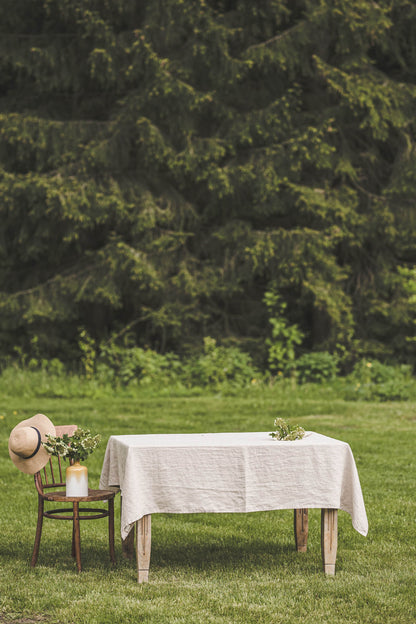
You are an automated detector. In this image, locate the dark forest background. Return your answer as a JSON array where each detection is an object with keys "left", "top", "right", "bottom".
[{"left": 0, "top": 0, "right": 415, "bottom": 374}]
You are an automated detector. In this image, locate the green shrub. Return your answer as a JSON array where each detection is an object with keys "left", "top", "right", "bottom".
[
  {"left": 97, "top": 342, "right": 182, "bottom": 387},
  {"left": 344, "top": 359, "right": 415, "bottom": 401},
  {"left": 184, "top": 337, "right": 259, "bottom": 388},
  {"left": 296, "top": 352, "right": 338, "bottom": 384}
]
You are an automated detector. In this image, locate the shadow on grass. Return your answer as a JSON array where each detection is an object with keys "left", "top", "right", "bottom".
[
  {"left": 0, "top": 536, "right": 120, "bottom": 574},
  {"left": 1, "top": 535, "right": 320, "bottom": 577},
  {"left": 150, "top": 536, "right": 320, "bottom": 575},
  {"left": 1, "top": 507, "right": 323, "bottom": 577}
]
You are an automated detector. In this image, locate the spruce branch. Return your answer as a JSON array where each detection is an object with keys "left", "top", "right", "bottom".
[{"left": 246, "top": 22, "right": 305, "bottom": 52}]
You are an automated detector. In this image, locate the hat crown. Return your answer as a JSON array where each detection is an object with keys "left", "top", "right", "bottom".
[
  {"left": 9, "top": 413, "right": 55, "bottom": 474},
  {"left": 9, "top": 426, "right": 40, "bottom": 458}
]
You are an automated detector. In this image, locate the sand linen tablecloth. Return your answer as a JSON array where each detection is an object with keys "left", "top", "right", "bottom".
[{"left": 99, "top": 431, "right": 368, "bottom": 540}]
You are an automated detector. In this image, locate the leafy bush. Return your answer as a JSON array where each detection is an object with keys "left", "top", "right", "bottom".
[
  {"left": 296, "top": 352, "right": 338, "bottom": 384},
  {"left": 97, "top": 342, "right": 182, "bottom": 387},
  {"left": 344, "top": 359, "right": 414, "bottom": 401},
  {"left": 184, "top": 337, "right": 259, "bottom": 388}
]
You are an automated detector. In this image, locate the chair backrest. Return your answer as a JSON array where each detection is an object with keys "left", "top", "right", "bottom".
[{"left": 34, "top": 425, "right": 78, "bottom": 494}]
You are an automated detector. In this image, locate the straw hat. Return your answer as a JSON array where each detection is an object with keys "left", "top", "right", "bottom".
[{"left": 9, "top": 414, "right": 56, "bottom": 474}]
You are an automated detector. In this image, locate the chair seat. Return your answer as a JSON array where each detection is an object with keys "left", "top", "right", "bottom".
[{"left": 44, "top": 488, "right": 117, "bottom": 503}]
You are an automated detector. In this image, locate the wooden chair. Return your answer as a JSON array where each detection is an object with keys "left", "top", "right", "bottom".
[{"left": 31, "top": 425, "right": 118, "bottom": 572}]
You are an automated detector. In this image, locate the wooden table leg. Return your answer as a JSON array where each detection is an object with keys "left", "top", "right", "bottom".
[
  {"left": 294, "top": 508, "right": 308, "bottom": 552},
  {"left": 120, "top": 495, "right": 135, "bottom": 559},
  {"left": 122, "top": 524, "right": 135, "bottom": 560},
  {"left": 321, "top": 508, "right": 338, "bottom": 575},
  {"left": 136, "top": 514, "right": 151, "bottom": 583}
]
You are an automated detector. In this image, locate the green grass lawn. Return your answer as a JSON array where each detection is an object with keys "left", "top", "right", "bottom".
[{"left": 0, "top": 384, "right": 415, "bottom": 623}]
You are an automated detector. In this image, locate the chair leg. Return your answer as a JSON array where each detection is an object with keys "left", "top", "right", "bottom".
[
  {"left": 108, "top": 498, "right": 116, "bottom": 564},
  {"left": 31, "top": 496, "right": 44, "bottom": 567},
  {"left": 73, "top": 501, "right": 82, "bottom": 572},
  {"left": 72, "top": 522, "right": 76, "bottom": 558}
]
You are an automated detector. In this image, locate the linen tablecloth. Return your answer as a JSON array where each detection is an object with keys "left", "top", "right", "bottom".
[{"left": 99, "top": 431, "right": 368, "bottom": 540}]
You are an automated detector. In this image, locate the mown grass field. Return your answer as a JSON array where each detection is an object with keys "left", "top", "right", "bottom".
[{"left": 0, "top": 383, "right": 415, "bottom": 623}]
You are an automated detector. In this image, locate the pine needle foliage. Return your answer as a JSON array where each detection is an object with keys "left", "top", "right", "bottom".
[{"left": 0, "top": 0, "right": 415, "bottom": 368}]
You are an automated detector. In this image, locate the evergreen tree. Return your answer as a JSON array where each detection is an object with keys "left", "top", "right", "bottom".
[{"left": 0, "top": 0, "right": 415, "bottom": 367}]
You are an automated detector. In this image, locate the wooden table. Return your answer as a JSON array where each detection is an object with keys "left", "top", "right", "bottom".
[{"left": 99, "top": 432, "right": 368, "bottom": 582}]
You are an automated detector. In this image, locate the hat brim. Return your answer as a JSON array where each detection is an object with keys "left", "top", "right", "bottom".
[{"left": 9, "top": 414, "right": 56, "bottom": 474}]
